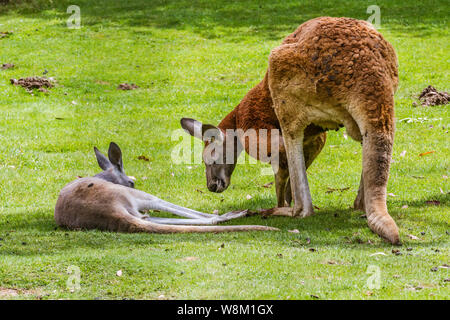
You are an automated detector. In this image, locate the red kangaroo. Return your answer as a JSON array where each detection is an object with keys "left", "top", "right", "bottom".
[{"left": 182, "top": 17, "right": 400, "bottom": 244}]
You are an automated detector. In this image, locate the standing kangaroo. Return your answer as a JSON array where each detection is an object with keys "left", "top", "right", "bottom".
[
  {"left": 267, "top": 17, "right": 400, "bottom": 243},
  {"left": 55, "top": 142, "right": 277, "bottom": 233},
  {"left": 182, "top": 17, "right": 400, "bottom": 244}
]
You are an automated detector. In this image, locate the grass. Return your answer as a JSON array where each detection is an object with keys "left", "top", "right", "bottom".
[{"left": 0, "top": 0, "right": 448, "bottom": 300}]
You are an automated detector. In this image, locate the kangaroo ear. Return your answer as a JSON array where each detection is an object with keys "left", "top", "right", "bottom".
[
  {"left": 201, "top": 124, "right": 224, "bottom": 144},
  {"left": 180, "top": 118, "right": 223, "bottom": 143},
  {"left": 108, "top": 142, "right": 124, "bottom": 172},
  {"left": 180, "top": 118, "right": 203, "bottom": 140},
  {"left": 94, "top": 147, "right": 111, "bottom": 171}
]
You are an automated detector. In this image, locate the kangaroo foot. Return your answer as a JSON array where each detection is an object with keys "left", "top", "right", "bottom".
[
  {"left": 367, "top": 213, "right": 401, "bottom": 245},
  {"left": 258, "top": 207, "right": 294, "bottom": 217},
  {"left": 293, "top": 204, "right": 314, "bottom": 218}
]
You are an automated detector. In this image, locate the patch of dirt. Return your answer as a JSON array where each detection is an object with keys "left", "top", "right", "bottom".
[
  {"left": 1, "top": 63, "right": 14, "bottom": 70},
  {"left": 96, "top": 80, "right": 110, "bottom": 85},
  {"left": 177, "top": 256, "right": 199, "bottom": 262},
  {"left": 117, "top": 83, "right": 139, "bottom": 90},
  {"left": 10, "top": 76, "right": 55, "bottom": 93},
  {"left": 418, "top": 86, "right": 449, "bottom": 106},
  {"left": 0, "top": 287, "right": 42, "bottom": 298}
]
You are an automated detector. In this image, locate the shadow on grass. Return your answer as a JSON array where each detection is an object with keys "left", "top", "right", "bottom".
[
  {"left": 1, "top": 0, "right": 448, "bottom": 40},
  {"left": 1, "top": 191, "right": 447, "bottom": 257},
  {"left": 389, "top": 193, "right": 449, "bottom": 209}
]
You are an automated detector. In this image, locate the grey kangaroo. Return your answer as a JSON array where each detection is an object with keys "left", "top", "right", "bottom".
[{"left": 54, "top": 142, "right": 277, "bottom": 233}]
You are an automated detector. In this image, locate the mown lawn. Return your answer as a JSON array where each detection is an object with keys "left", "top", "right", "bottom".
[{"left": 0, "top": 0, "right": 448, "bottom": 299}]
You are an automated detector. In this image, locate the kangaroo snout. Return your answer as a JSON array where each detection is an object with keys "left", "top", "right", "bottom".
[{"left": 207, "top": 178, "right": 227, "bottom": 193}]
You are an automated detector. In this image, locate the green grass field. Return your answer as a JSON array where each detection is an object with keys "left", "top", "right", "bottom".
[{"left": 0, "top": 0, "right": 448, "bottom": 299}]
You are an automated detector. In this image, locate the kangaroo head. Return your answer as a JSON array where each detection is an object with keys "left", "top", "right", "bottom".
[
  {"left": 93, "top": 142, "right": 135, "bottom": 188},
  {"left": 181, "top": 118, "right": 238, "bottom": 193}
]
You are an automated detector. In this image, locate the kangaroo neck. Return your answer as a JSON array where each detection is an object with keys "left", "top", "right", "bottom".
[
  {"left": 218, "top": 71, "right": 275, "bottom": 133},
  {"left": 216, "top": 72, "right": 275, "bottom": 163}
]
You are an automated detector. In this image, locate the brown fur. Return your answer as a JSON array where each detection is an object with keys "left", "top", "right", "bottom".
[{"left": 267, "top": 17, "right": 400, "bottom": 243}]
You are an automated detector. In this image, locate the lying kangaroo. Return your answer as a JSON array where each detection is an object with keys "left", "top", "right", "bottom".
[
  {"left": 266, "top": 17, "right": 400, "bottom": 243},
  {"left": 180, "top": 76, "right": 327, "bottom": 209},
  {"left": 55, "top": 142, "right": 277, "bottom": 233}
]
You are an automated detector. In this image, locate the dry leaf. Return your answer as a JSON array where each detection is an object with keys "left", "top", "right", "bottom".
[
  {"left": 388, "top": 193, "right": 397, "bottom": 197},
  {"left": 288, "top": 229, "right": 300, "bottom": 234},
  {"left": 399, "top": 150, "right": 407, "bottom": 157},
  {"left": 263, "top": 182, "right": 274, "bottom": 188},
  {"left": 246, "top": 194, "right": 252, "bottom": 200},
  {"left": 401, "top": 205, "right": 408, "bottom": 209},
  {"left": 137, "top": 155, "right": 149, "bottom": 161},
  {"left": 1, "top": 63, "right": 14, "bottom": 70},
  {"left": 0, "top": 31, "right": 13, "bottom": 38},
  {"left": 408, "top": 234, "right": 420, "bottom": 240},
  {"left": 117, "top": 83, "right": 139, "bottom": 90},
  {"left": 116, "top": 270, "right": 122, "bottom": 277},
  {"left": 369, "top": 252, "right": 387, "bottom": 257},
  {"left": 419, "top": 151, "right": 435, "bottom": 156}
]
